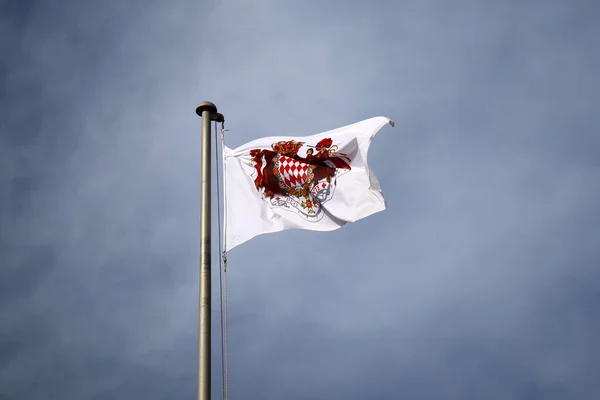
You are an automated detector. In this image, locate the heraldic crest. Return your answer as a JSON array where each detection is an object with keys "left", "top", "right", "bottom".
[{"left": 249, "top": 138, "right": 352, "bottom": 220}]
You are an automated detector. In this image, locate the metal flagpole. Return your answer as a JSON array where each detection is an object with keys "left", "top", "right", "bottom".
[{"left": 195, "top": 101, "right": 223, "bottom": 400}]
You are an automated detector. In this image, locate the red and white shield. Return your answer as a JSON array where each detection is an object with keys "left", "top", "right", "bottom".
[{"left": 276, "top": 155, "right": 313, "bottom": 189}]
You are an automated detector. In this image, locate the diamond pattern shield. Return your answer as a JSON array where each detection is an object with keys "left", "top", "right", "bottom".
[{"left": 277, "top": 155, "right": 310, "bottom": 188}]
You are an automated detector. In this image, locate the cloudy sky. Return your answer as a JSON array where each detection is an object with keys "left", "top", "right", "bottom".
[{"left": 1, "top": 0, "right": 599, "bottom": 399}]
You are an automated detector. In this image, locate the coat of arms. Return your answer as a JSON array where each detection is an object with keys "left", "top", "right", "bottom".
[{"left": 249, "top": 138, "right": 351, "bottom": 220}]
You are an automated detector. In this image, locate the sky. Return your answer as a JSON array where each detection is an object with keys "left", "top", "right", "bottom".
[{"left": 1, "top": 0, "right": 599, "bottom": 399}]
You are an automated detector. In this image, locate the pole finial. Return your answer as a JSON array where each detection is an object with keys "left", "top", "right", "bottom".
[
  {"left": 196, "top": 102, "right": 224, "bottom": 122},
  {"left": 196, "top": 101, "right": 218, "bottom": 117}
]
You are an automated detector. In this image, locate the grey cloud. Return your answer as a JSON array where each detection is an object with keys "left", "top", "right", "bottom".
[{"left": 1, "top": 0, "right": 599, "bottom": 399}]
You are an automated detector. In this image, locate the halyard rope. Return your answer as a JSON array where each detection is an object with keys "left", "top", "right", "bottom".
[{"left": 214, "top": 120, "right": 229, "bottom": 400}]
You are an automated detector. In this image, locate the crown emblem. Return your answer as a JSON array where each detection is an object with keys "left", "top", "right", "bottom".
[{"left": 271, "top": 140, "right": 304, "bottom": 156}]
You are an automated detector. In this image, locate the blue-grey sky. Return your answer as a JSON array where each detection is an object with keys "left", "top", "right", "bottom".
[{"left": 1, "top": 0, "right": 599, "bottom": 399}]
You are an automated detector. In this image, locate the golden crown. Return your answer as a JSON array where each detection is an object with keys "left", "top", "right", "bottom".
[{"left": 272, "top": 140, "right": 304, "bottom": 155}]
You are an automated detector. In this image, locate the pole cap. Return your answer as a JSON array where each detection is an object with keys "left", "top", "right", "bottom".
[{"left": 195, "top": 101, "right": 218, "bottom": 117}]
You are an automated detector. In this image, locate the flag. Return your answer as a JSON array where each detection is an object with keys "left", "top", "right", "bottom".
[{"left": 223, "top": 116, "right": 394, "bottom": 251}]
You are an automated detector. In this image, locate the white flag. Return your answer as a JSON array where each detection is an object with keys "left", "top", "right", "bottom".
[{"left": 223, "top": 116, "right": 394, "bottom": 251}]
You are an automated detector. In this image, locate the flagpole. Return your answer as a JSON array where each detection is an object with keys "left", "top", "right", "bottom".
[{"left": 195, "top": 101, "right": 223, "bottom": 400}]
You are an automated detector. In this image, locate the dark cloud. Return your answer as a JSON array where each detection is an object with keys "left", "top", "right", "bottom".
[{"left": 1, "top": 0, "right": 599, "bottom": 399}]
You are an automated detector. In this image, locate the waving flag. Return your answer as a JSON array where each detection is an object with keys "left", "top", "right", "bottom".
[{"left": 223, "top": 116, "right": 394, "bottom": 251}]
